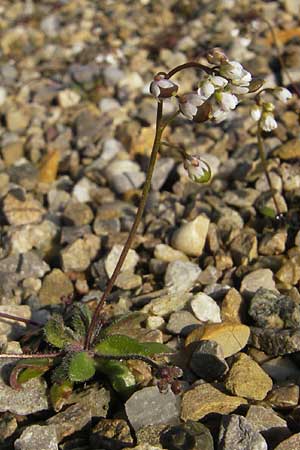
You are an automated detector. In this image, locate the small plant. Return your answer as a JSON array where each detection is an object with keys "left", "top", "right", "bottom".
[{"left": 0, "top": 48, "right": 293, "bottom": 409}]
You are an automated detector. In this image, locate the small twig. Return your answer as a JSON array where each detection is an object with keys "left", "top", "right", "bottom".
[{"left": 0, "top": 352, "right": 61, "bottom": 360}]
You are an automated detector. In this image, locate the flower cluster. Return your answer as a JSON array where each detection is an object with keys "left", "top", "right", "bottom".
[{"left": 250, "top": 87, "right": 292, "bottom": 132}]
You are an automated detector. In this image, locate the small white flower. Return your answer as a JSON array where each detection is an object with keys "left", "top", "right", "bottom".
[
  {"left": 220, "top": 60, "right": 244, "bottom": 80},
  {"left": 211, "top": 75, "right": 228, "bottom": 88},
  {"left": 149, "top": 73, "right": 178, "bottom": 99},
  {"left": 215, "top": 91, "right": 238, "bottom": 111},
  {"left": 274, "top": 87, "right": 292, "bottom": 103},
  {"left": 229, "top": 84, "right": 250, "bottom": 94},
  {"left": 198, "top": 75, "right": 228, "bottom": 100},
  {"left": 251, "top": 104, "right": 262, "bottom": 122},
  {"left": 212, "top": 108, "right": 229, "bottom": 123},
  {"left": 179, "top": 93, "right": 205, "bottom": 120},
  {"left": 261, "top": 112, "right": 277, "bottom": 132},
  {"left": 184, "top": 155, "right": 211, "bottom": 183}
]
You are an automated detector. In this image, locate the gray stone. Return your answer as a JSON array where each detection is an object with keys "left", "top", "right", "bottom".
[
  {"left": 241, "top": 269, "right": 277, "bottom": 298},
  {"left": 46, "top": 403, "right": 91, "bottom": 442},
  {"left": 218, "top": 414, "right": 267, "bottom": 450},
  {"left": 14, "top": 425, "right": 58, "bottom": 450},
  {"left": 190, "top": 340, "right": 228, "bottom": 381},
  {"left": 171, "top": 216, "right": 210, "bottom": 257},
  {"left": 39, "top": 269, "right": 74, "bottom": 305},
  {"left": 250, "top": 327, "right": 300, "bottom": 356},
  {"left": 151, "top": 157, "right": 175, "bottom": 191},
  {"left": 230, "top": 228, "right": 258, "bottom": 265},
  {"left": 165, "top": 260, "right": 201, "bottom": 294},
  {"left": 105, "top": 244, "right": 139, "bottom": 278},
  {"left": 0, "top": 252, "right": 49, "bottom": 280},
  {"left": 66, "top": 385, "right": 110, "bottom": 418},
  {"left": 125, "top": 386, "right": 180, "bottom": 432},
  {"left": 63, "top": 200, "right": 94, "bottom": 226},
  {"left": 249, "top": 288, "right": 300, "bottom": 329},
  {"left": 261, "top": 356, "right": 300, "bottom": 382},
  {"left": 274, "top": 433, "right": 300, "bottom": 450},
  {"left": 166, "top": 311, "right": 201, "bottom": 336},
  {"left": 61, "top": 239, "right": 93, "bottom": 272},
  {"left": 105, "top": 160, "right": 145, "bottom": 194}
]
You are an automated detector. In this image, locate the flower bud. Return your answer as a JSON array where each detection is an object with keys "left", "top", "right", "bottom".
[
  {"left": 184, "top": 155, "right": 211, "bottom": 183},
  {"left": 206, "top": 48, "right": 228, "bottom": 65},
  {"left": 261, "top": 112, "right": 277, "bottom": 132},
  {"left": 251, "top": 104, "right": 262, "bottom": 122},
  {"left": 274, "top": 87, "right": 292, "bottom": 103},
  {"left": 150, "top": 73, "right": 178, "bottom": 99}
]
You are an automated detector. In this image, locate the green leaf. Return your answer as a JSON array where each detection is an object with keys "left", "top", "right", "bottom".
[
  {"left": 50, "top": 381, "right": 73, "bottom": 412},
  {"left": 10, "top": 358, "right": 52, "bottom": 390},
  {"left": 44, "top": 314, "right": 75, "bottom": 349},
  {"left": 68, "top": 352, "right": 96, "bottom": 382},
  {"left": 70, "top": 303, "right": 92, "bottom": 338},
  {"left": 260, "top": 206, "right": 276, "bottom": 219},
  {"left": 95, "top": 334, "right": 173, "bottom": 358},
  {"left": 96, "top": 359, "right": 136, "bottom": 395},
  {"left": 99, "top": 312, "right": 148, "bottom": 339}
]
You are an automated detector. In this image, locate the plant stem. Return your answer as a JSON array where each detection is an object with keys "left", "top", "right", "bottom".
[
  {"left": 0, "top": 312, "right": 40, "bottom": 327},
  {"left": 167, "top": 62, "right": 213, "bottom": 79},
  {"left": 257, "top": 122, "right": 281, "bottom": 217},
  {"left": 85, "top": 101, "right": 170, "bottom": 349},
  {"left": 0, "top": 352, "right": 61, "bottom": 359}
]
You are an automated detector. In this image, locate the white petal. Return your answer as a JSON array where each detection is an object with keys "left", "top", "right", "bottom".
[
  {"left": 150, "top": 82, "right": 160, "bottom": 97},
  {"left": 251, "top": 105, "right": 262, "bottom": 122},
  {"left": 262, "top": 113, "right": 277, "bottom": 132},
  {"left": 200, "top": 80, "right": 215, "bottom": 99},
  {"left": 275, "top": 87, "right": 292, "bottom": 103},
  {"left": 158, "top": 78, "right": 175, "bottom": 89},
  {"left": 211, "top": 76, "right": 228, "bottom": 88}
]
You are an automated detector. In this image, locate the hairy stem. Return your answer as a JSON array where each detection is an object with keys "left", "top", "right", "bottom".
[
  {"left": 0, "top": 352, "right": 61, "bottom": 359},
  {"left": 257, "top": 122, "right": 281, "bottom": 217},
  {"left": 85, "top": 101, "right": 173, "bottom": 349}
]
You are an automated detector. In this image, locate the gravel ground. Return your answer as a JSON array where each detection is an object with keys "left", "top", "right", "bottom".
[{"left": 0, "top": 1, "right": 300, "bottom": 449}]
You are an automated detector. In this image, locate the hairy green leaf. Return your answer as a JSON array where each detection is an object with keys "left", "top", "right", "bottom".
[
  {"left": 68, "top": 352, "right": 96, "bottom": 382},
  {"left": 10, "top": 358, "right": 52, "bottom": 390},
  {"left": 51, "top": 355, "right": 71, "bottom": 384},
  {"left": 44, "top": 314, "right": 75, "bottom": 349},
  {"left": 95, "top": 334, "right": 173, "bottom": 357},
  {"left": 96, "top": 359, "right": 136, "bottom": 395},
  {"left": 99, "top": 312, "right": 148, "bottom": 339},
  {"left": 70, "top": 303, "right": 92, "bottom": 338},
  {"left": 50, "top": 381, "right": 73, "bottom": 412}
]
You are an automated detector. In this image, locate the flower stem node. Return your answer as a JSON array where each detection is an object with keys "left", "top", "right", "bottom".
[
  {"left": 184, "top": 155, "right": 212, "bottom": 184},
  {"left": 150, "top": 73, "right": 178, "bottom": 99}
]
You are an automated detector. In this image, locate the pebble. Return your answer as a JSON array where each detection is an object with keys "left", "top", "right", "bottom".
[
  {"left": 39, "top": 269, "right": 74, "bottom": 305},
  {"left": 166, "top": 311, "right": 201, "bottom": 336},
  {"left": 58, "top": 89, "right": 81, "bottom": 108},
  {"left": 0, "top": 373, "right": 48, "bottom": 415},
  {"left": 0, "top": 86, "right": 7, "bottom": 105},
  {"left": 3, "top": 191, "right": 44, "bottom": 226},
  {"left": 250, "top": 327, "right": 300, "bottom": 356},
  {"left": 164, "top": 260, "right": 201, "bottom": 294},
  {"left": 240, "top": 269, "right": 277, "bottom": 298},
  {"left": 261, "top": 356, "right": 300, "bottom": 382},
  {"left": 105, "top": 160, "right": 145, "bottom": 194},
  {"left": 8, "top": 220, "right": 58, "bottom": 254},
  {"left": 171, "top": 215, "right": 210, "bottom": 257},
  {"left": 190, "top": 292, "right": 221, "bottom": 323},
  {"left": 61, "top": 238, "right": 93, "bottom": 272},
  {"left": 105, "top": 244, "right": 139, "bottom": 278},
  {"left": 274, "top": 433, "right": 300, "bottom": 450},
  {"left": 6, "top": 107, "right": 31, "bottom": 132},
  {"left": 154, "top": 244, "right": 188, "bottom": 263},
  {"left": 14, "top": 425, "right": 58, "bottom": 450},
  {"left": 266, "top": 384, "right": 299, "bottom": 409},
  {"left": 0, "top": 305, "right": 31, "bottom": 338},
  {"left": 125, "top": 386, "right": 180, "bottom": 432},
  {"left": 2, "top": 140, "right": 24, "bottom": 166},
  {"left": 246, "top": 405, "right": 290, "bottom": 447},
  {"left": 225, "top": 353, "right": 273, "bottom": 401},
  {"left": 90, "top": 418, "right": 133, "bottom": 448},
  {"left": 218, "top": 414, "right": 267, "bottom": 450},
  {"left": 221, "top": 288, "right": 245, "bottom": 323},
  {"left": 63, "top": 200, "right": 94, "bottom": 226},
  {"left": 186, "top": 323, "right": 250, "bottom": 358},
  {"left": 115, "top": 270, "right": 142, "bottom": 290},
  {"left": 142, "top": 292, "right": 192, "bottom": 317},
  {"left": 249, "top": 288, "right": 300, "bottom": 329},
  {"left": 46, "top": 403, "right": 91, "bottom": 442},
  {"left": 274, "top": 139, "right": 300, "bottom": 160},
  {"left": 181, "top": 383, "right": 247, "bottom": 421},
  {"left": 189, "top": 340, "right": 229, "bottom": 381},
  {"left": 230, "top": 228, "right": 258, "bottom": 265},
  {"left": 259, "top": 230, "right": 288, "bottom": 256}
]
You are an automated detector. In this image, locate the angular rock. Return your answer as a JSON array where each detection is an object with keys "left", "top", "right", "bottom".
[
  {"left": 274, "top": 433, "right": 300, "bottom": 450},
  {"left": 249, "top": 288, "right": 300, "bottom": 329},
  {"left": 39, "top": 269, "right": 74, "bottom": 305},
  {"left": 46, "top": 403, "right": 91, "bottom": 442},
  {"left": 165, "top": 261, "right": 201, "bottom": 294},
  {"left": 186, "top": 323, "right": 250, "bottom": 358},
  {"left": 154, "top": 244, "right": 188, "bottom": 263},
  {"left": 250, "top": 327, "right": 300, "bottom": 356},
  {"left": 181, "top": 384, "right": 247, "bottom": 421},
  {"left": 171, "top": 215, "right": 210, "bottom": 257},
  {"left": 166, "top": 311, "right": 201, "bottom": 336},
  {"left": 259, "top": 230, "right": 287, "bottom": 256},
  {"left": 230, "top": 228, "right": 258, "bottom": 265},
  {"left": 125, "top": 386, "right": 180, "bottom": 432},
  {"left": 189, "top": 340, "right": 229, "bottom": 381},
  {"left": 266, "top": 384, "right": 299, "bottom": 409},
  {"left": 225, "top": 353, "right": 272, "bottom": 401},
  {"left": 61, "top": 239, "right": 93, "bottom": 272},
  {"left": 218, "top": 414, "right": 267, "bottom": 450},
  {"left": 90, "top": 418, "right": 133, "bottom": 448},
  {"left": 105, "top": 244, "right": 139, "bottom": 278},
  {"left": 3, "top": 191, "right": 44, "bottom": 226},
  {"left": 240, "top": 269, "right": 277, "bottom": 297},
  {"left": 14, "top": 424, "right": 58, "bottom": 450},
  {"left": 221, "top": 288, "right": 245, "bottom": 323},
  {"left": 142, "top": 292, "right": 191, "bottom": 317},
  {"left": 246, "top": 405, "right": 290, "bottom": 447}
]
